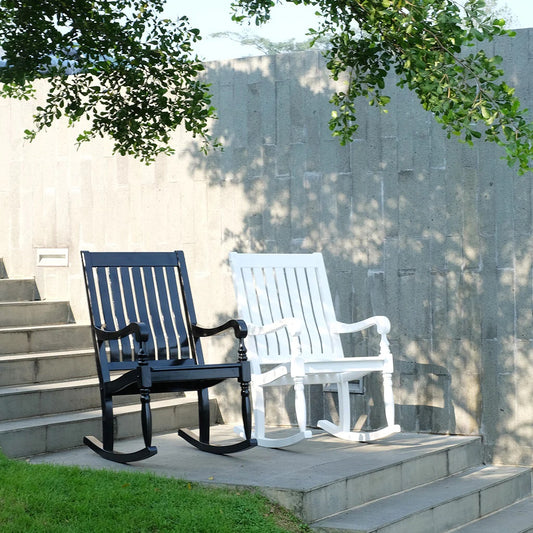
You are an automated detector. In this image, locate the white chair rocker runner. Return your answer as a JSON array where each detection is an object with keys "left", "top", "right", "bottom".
[{"left": 229, "top": 252, "right": 401, "bottom": 448}]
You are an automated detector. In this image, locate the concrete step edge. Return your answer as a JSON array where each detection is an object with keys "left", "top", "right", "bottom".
[
  {"left": 0, "top": 300, "right": 73, "bottom": 326},
  {"left": 0, "top": 397, "right": 195, "bottom": 432},
  {"left": 0, "top": 300, "right": 70, "bottom": 307},
  {"left": 0, "top": 377, "right": 99, "bottom": 395},
  {"left": 0, "top": 323, "right": 89, "bottom": 333},
  {"left": 0, "top": 396, "right": 212, "bottom": 458},
  {"left": 448, "top": 495, "right": 533, "bottom": 532},
  {"left": 311, "top": 465, "right": 532, "bottom": 532},
  {"left": 0, "top": 348, "right": 94, "bottom": 362},
  {"left": 0, "top": 278, "right": 40, "bottom": 301}
]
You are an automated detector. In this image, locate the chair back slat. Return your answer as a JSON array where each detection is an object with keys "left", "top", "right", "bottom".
[
  {"left": 119, "top": 266, "right": 139, "bottom": 360},
  {"left": 130, "top": 266, "right": 156, "bottom": 357},
  {"left": 263, "top": 267, "right": 291, "bottom": 355},
  {"left": 81, "top": 251, "right": 196, "bottom": 365},
  {"left": 107, "top": 266, "right": 134, "bottom": 360},
  {"left": 142, "top": 266, "right": 169, "bottom": 358},
  {"left": 176, "top": 251, "right": 203, "bottom": 365},
  {"left": 165, "top": 266, "right": 191, "bottom": 358},
  {"left": 230, "top": 252, "right": 345, "bottom": 363},
  {"left": 95, "top": 266, "right": 122, "bottom": 360}
]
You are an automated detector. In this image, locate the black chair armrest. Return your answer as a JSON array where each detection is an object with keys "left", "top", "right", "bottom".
[
  {"left": 94, "top": 321, "right": 150, "bottom": 344},
  {"left": 192, "top": 319, "right": 248, "bottom": 339}
]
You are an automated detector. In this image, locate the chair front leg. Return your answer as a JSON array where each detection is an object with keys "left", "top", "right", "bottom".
[
  {"left": 140, "top": 388, "right": 152, "bottom": 449},
  {"left": 240, "top": 380, "right": 253, "bottom": 442}
]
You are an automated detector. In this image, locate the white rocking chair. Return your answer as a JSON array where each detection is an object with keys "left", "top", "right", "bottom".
[{"left": 229, "top": 252, "right": 401, "bottom": 448}]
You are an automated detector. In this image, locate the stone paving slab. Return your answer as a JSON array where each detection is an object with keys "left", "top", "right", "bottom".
[{"left": 28, "top": 426, "right": 480, "bottom": 492}]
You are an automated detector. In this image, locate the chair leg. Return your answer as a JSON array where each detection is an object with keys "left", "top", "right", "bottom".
[
  {"left": 317, "top": 376, "right": 400, "bottom": 442},
  {"left": 197, "top": 388, "right": 210, "bottom": 443},
  {"left": 84, "top": 391, "right": 157, "bottom": 464},
  {"left": 101, "top": 396, "right": 114, "bottom": 452},
  {"left": 235, "top": 380, "right": 312, "bottom": 448},
  {"left": 179, "top": 387, "right": 256, "bottom": 454},
  {"left": 140, "top": 388, "right": 153, "bottom": 449}
]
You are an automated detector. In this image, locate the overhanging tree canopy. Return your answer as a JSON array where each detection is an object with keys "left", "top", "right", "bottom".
[
  {"left": 0, "top": 0, "right": 215, "bottom": 163},
  {"left": 1, "top": 0, "right": 532, "bottom": 172},
  {"left": 232, "top": 0, "right": 533, "bottom": 173}
]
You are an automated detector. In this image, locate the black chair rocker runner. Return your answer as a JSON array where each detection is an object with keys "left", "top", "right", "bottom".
[{"left": 81, "top": 251, "right": 256, "bottom": 463}]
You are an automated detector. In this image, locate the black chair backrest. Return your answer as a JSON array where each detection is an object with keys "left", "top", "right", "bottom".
[{"left": 81, "top": 251, "right": 203, "bottom": 366}]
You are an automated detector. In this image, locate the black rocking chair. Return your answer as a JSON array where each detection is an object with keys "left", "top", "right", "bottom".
[{"left": 81, "top": 251, "right": 256, "bottom": 463}]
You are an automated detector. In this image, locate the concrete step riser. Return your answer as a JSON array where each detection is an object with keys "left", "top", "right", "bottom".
[
  {"left": 277, "top": 438, "right": 484, "bottom": 524},
  {"left": 0, "top": 384, "right": 100, "bottom": 420},
  {"left": 0, "top": 279, "right": 39, "bottom": 302},
  {"left": 0, "top": 301, "right": 73, "bottom": 327},
  {"left": 0, "top": 352, "right": 96, "bottom": 386},
  {"left": 0, "top": 384, "right": 184, "bottom": 420},
  {"left": 310, "top": 467, "right": 532, "bottom": 533},
  {"left": 0, "top": 325, "right": 92, "bottom": 354},
  {"left": 0, "top": 399, "right": 215, "bottom": 458},
  {"left": 450, "top": 496, "right": 533, "bottom": 532},
  {"left": 406, "top": 473, "right": 531, "bottom": 533}
]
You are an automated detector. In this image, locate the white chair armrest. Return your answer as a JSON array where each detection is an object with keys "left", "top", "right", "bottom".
[
  {"left": 247, "top": 318, "right": 304, "bottom": 377},
  {"left": 331, "top": 316, "right": 391, "bottom": 335},
  {"left": 247, "top": 317, "right": 302, "bottom": 337}
]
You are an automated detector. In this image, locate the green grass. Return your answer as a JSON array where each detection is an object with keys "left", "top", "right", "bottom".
[{"left": 0, "top": 452, "right": 309, "bottom": 532}]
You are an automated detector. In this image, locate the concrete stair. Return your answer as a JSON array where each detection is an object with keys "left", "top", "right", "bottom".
[
  {"left": 0, "top": 264, "right": 213, "bottom": 459},
  {"left": 3, "top": 261, "right": 533, "bottom": 531},
  {"left": 274, "top": 433, "right": 533, "bottom": 533}
]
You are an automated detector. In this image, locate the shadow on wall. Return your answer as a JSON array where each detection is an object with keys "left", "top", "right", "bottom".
[{"left": 180, "top": 36, "right": 532, "bottom": 464}]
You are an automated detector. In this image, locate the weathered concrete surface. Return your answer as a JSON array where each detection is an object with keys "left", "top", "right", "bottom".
[{"left": 1, "top": 29, "right": 532, "bottom": 465}]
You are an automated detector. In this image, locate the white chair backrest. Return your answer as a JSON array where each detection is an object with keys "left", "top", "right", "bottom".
[{"left": 230, "top": 252, "right": 345, "bottom": 363}]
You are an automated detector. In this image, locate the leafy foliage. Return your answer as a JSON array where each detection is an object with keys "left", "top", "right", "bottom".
[
  {"left": 0, "top": 0, "right": 217, "bottom": 163},
  {"left": 210, "top": 30, "right": 332, "bottom": 55},
  {"left": 232, "top": 0, "right": 533, "bottom": 173}
]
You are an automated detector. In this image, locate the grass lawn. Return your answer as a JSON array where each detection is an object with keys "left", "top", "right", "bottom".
[{"left": 0, "top": 452, "right": 309, "bottom": 532}]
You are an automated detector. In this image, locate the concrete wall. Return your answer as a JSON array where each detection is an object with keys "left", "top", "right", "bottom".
[{"left": 1, "top": 29, "right": 532, "bottom": 465}]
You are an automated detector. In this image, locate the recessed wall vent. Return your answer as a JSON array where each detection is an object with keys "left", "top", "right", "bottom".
[{"left": 36, "top": 248, "right": 69, "bottom": 267}]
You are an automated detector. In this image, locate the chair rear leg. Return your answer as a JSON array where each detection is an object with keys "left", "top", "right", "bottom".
[
  {"left": 382, "top": 371, "right": 396, "bottom": 429},
  {"left": 179, "top": 385, "right": 256, "bottom": 454},
  {"left": 337, "top": 380, "right": 352, "bottom": 433},
  {"left": 318, "top": 375, "right": 400, "bottom": 442},
  {"left": 251, "top": 383, "right": 266, "bottom": 440},
  {"left": 198, "top": 388, "right": 210, "bottom": 443},
  {"left": 102, "top": 396, "right": 115, "bottom": 451},
  {"left": 294, "top": 378, "right": 307, "bottom": 435}
]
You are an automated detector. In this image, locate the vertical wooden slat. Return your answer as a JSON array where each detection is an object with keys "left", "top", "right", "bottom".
[
  {"left": 165, "top": 266, "right": 190, "bottom": 358},
  {"left": 142, "top": 267, "right": 166, "bottom": 359},
  {"left": 295, "top": 267, "right": 323, "bottom": 353},
  {"left": 108, "top": 266, "right": 133, "bottom": 360},
  {"left": 131, "top": 266, "right": 156, "bottom": 358},
  {"left": 120, "top": 266, "right": 138, "bottom": 361},
  {"left": 263, "top": 267, "right": 290, "bottom": 355},
  {"left": 176, "top": 251, "right": 202, "bottom": 365},
  {"left": 283, "top": 267, "right": 312, "bottom": 353},
  {"left": 305, "top": 266, "right": 332, "bottom": 354},
  {"left": 96, "top": 267, "right": 120, "bottom": 361},
  {"left": 241, "top": 267, "right": 268, "bottom": 357},
  {"left": 251, "top": 266, "right": 279, "bottom": 356},
  {"left": 154, "top": 266, "right": 179, "bottom": 358}
]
